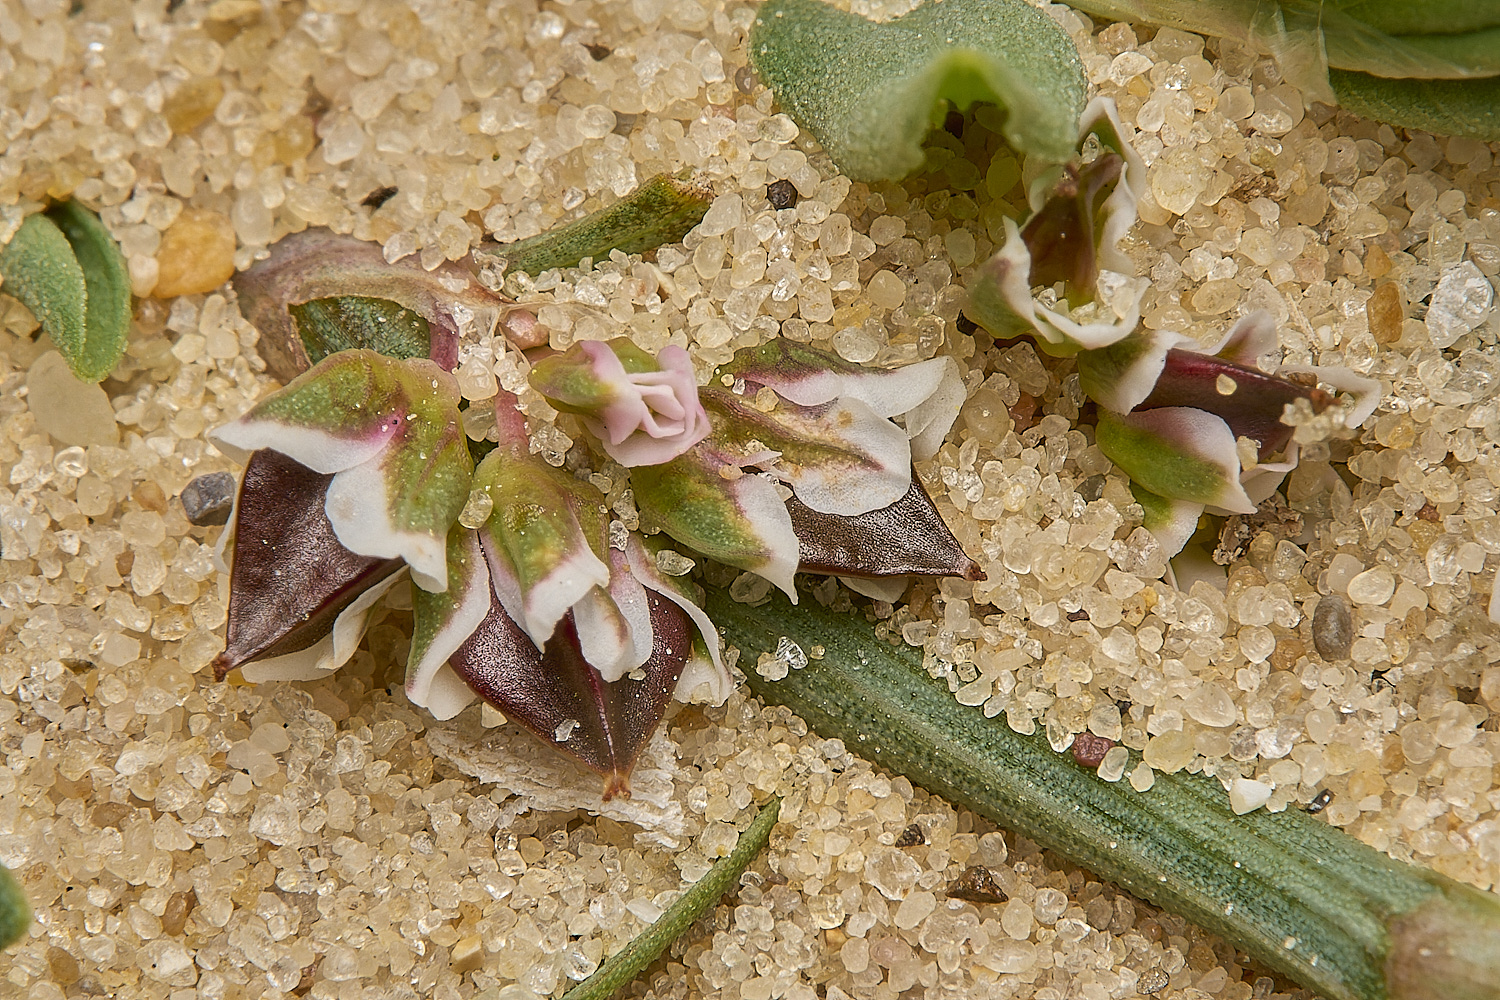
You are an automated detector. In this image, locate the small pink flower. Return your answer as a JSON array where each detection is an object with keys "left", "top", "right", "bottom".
[{"left": 530, "top": 339, "right": 711, "bottom": 467}]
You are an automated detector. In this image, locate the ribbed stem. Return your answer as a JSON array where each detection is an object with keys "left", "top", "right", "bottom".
[{"left": 710, "top": 591, "right": 1500, "bottom": 1000}]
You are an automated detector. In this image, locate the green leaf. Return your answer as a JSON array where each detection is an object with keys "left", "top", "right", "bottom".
[
  {"left": 0, "top": 860, "right": 30, "bottom": 950},
  {"left": 1334, "top": 0, "right": 1500, "bottom": 36},
  {"left": 1330, "top": 69, "right": 1500, "bottom": 141},
  {"left": 561, "top": 797, "right": 780, "bottom": 1000},
  {"left": 288, "top": 296, "right": 431, "bottom": 366},
  {"left": 0, "top": 214, "right": 87, "bottom": 370},
  {"left": 713, "top": 590, "right": 1500, "bottom": 1000},
  {"left": 475, "top": 173, "right": 713, "bottom": 277},
  {"left": 748, "top": 0, "right": 1087, "bottom": 180},
  {"left": 45, "top": 200, "right": 132, "bottom": 383}
]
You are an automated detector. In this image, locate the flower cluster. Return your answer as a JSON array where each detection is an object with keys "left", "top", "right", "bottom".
[
  {"left": 211, "top": 328, "right": 975, "bottom": 794},
  {"left": 964, "top": 98, "right": 1381, "bottom": 560}
]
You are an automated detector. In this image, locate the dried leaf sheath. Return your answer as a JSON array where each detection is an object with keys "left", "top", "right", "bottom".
[{"left": 213, "top": 449, "right": 402, "bottom": 679}]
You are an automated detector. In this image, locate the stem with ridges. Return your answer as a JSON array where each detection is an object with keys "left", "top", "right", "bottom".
[
  {"left": 560, "top": 796, "right": 780, "bottom": 1000},
  {"left": 709, "top": 590, "right": 1500, "bottom": 1000}
]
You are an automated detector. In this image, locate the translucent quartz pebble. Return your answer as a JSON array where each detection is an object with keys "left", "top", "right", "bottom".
[
  {"left": 26, "top": 351, "right": 119, "bottom": 446},
  {"left": 1426, "top": 262, "right": 1493, "bottom": 348},
  {"left": 1346, "top": 567, "right": 1395, "bottom": 605},
  {"left": 864, "top": 846, "right": 921, "bottom": 900}
]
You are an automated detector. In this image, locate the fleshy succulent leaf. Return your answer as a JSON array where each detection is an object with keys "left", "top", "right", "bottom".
[
  {"left": 722, "top": 342, "right": 964, "bottom": 461},
  {"left": 213, "top": 449, "right": 404, "bottom": 680},
  {"left": 211, "top": 350, "right": 472, "bottom": 591},
  {"left": 46, "top": 200, "right": 133, "bottom": 383},
  {"left": 288, "top": 296, "right": 431, "bottom": 367},
  {"left": 407, "top": 526, "right": 491, "bottom": 720},
  {"left": 1096, "top": 407, "right": 1258, "bottom": 515},
  {"left": 786, "top": 474, "right": 982, "bottom": 582},
  {"left": 473, "top": 448, "right": 612, "bottom": 648},
  {"left": 631, "top": 450, "right": 802, "bottom": 601},
  {"left": 0, "top": 213, "right": 87, "bottom": 374},
  {"left": 232, "top": 227, "right": 535, "bottom": 382},
  {"left": 448, "top": 590, "right": 694, "bottom": 799},
  {"left": 748, "top": 0, "right": 1087, "bottom": 180}
]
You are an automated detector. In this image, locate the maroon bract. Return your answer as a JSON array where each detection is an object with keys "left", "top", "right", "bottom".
[{"left": 213, "top": 449, "right": 402, "bottom": 680}]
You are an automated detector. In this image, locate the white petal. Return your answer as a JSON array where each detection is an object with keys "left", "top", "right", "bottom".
[
  {"left": 573, "top": 587, "right": 638, "bottom": 683},
  {"left": 736, "top": 473, "right": 803, "bottom": 603},
  {"left": 480, "top": 529, "right": 610, "bottom": 649},
  {"left": 839, "top": 575, "right": 910, "bottom": 602},
  {"left": 1079, "top": 97, "right": 1148, "bottom": 279},
  {"left": 1210, "top": 310, "right": 1279, "bottom": 367},
  {"left": 406, "top": 535, "right": 492, "bottom": 712},
  {"left": 1142, "top": 498, "right": 1205, "bottom": 560},
  {"left": 241, "top": 572, "right": 402, "bottom": 682},
  {"left": 1276, "top": 364, "right": 1382, "bottom": 428},
  {"left": 673, "top": 652, "right": 733, "bottom": 706},
  {"left": 210, "top": 417, "right": 396, "bottom": 473},
  {"left": 784, "top": 397, "right": 911, "bottom": 515},
  {"left": 325, "top": 458, "right": 450, "bottom": 591},
  {"left": 903, "top": 357, "right": 965, "bottom": 461},
  {"left": 1123, "top": 407, "right": 1258, "bottom": 515},
  {"left": 412, "top": 664, "right": 479, "bottom": 721},
  {"left": 625, "top": 537, "right": 726, "bottom": 684},
  {"left": 1236, "top": 442, "right": 1299, "bottom": 509},
  {"left": 829, "top": 356, "right": 950, "bottom": 419}
]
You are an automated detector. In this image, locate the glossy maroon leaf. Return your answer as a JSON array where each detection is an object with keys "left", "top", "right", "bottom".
[
  {"left": 1141, "top": 349, "right": 1334, "bottom": 459},
  {"left": 449, "top": 587, "right": 692, "bottom": 799},
  {"left": 785, "top": 472, "right": 982, "bottom": 581},
  {"left": 213, "top": 449, "right": 402, "bottom": 679}
]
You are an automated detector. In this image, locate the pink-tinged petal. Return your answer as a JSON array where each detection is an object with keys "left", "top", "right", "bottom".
[
  {"left": 701, "top": 388, "right": 912, "bottom": 517},
  {"left": 786, "top": 474, "right": 982, "bottom": 581},
  {"left": 1141, "top": 349, "right": 1333, "bottom": 461},
  {"left": 1096, "top": 407, "right": 1257, "bottom": 515},
  {"left": 232, "top": 227, "right": 515, "bottom": 381},
  {"left": 966, "top": 218, "right": 1146, "bottom": 356},
  {"left": 407, "top": 527, "right": 492, "bottom": 718},
  {"left": 448, "top": 590, "right": 694, "bottom": 799},
  {"left": 1275, "top": 365, "right": 1382, "bottom": 428},
  {"left": 213, "top": 449, "right": 403, "bottom": 680},
  {"left": 211, "top": 414, "right": 399, "bottom": 474}
]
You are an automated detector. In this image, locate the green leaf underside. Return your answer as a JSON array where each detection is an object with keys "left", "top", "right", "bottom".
[
  {"left": 749, "top": 0, "right": 1086, "bottom": 180},
  {"left": 1095, "top": 410, "right": 1233, "bottom": 507},
  {"left": 288, "top": 296, "right": 430, "bottom": 366},
  {"left": 631, "top": 459, "right": 777, "bottom": 573},
  {"left": 1330, "top": 70, "right": 1500, "bottom": 141},
  {"left": 0, "top": 861, "right": 31, "bottom": 949},
  {"left": 1335, "top": 0, "right": 1500, "bottom": 36},
  {"left": 477, "top": 451, "right": 608, "bottom": 593},
  {"left": 712, "top": 591, "right": 1500, "bottom": 1000},
  {"left": 382, "top": 419, "right": 473, "bottom": 549},
  {"left": 1076, "top": 335, "right": 1155, "bottom": 407},
  {"left": 0, "top": 215, "right": 87, "bottom": 369},
  {"left": 45, "top": 201, "right": 132, "bottom": 383},
  {"left": 477, "top": 173, "right": 712, "bottom": 277},
  {"left": 561, "top": 797, "right": 780, "bottom": 1000},
  {"left": 250, "top": 351, "right": 440, "bottom": 439}
]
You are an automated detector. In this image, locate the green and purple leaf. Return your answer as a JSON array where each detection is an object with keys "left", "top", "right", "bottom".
[
  {"left": 1096, "top": 407, "right": 1258, "bottom": 515},
  {"left": 210, "top": 350, "right": 472, "bottom": 591}
]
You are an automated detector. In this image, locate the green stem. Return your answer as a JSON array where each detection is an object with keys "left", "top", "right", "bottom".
[
  {"left": 709, "top": 591, "right": 1500, "bottom": 1000},
  {"left": 560, "top": 796, "right": 780, "bottom": 1000}
]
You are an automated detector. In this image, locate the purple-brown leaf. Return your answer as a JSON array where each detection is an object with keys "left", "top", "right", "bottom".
[
  {"left": 449, "top": 588, "right": 693, "bottom": 799},
  {"left": 786, "top": 472, "right": 982, "bottom": 581},
  {"left": 213, "top": 449, "right": 402, "bottom": 680}
]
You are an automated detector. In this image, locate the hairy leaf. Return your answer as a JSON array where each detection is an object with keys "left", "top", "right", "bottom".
[
  {"left": 476, "top": 173, "right": 712, "bottom": 277},
  {"left": 749, "top": 0, "right": 1086, "bottom": 180},
  {"left": 46, "top": 201, "right": 132, "bottom": 382},
  {"left": 0, "top": 215, "right": 86, "bottom": 370},
  {"left": 289, "top": 295, "right": 430, "bottom": 366}
]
